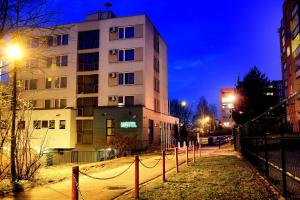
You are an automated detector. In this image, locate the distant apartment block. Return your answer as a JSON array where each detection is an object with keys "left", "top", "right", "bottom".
[
  {"left": 220, "top": 88, "right": 235, "bottom": 128},
  {"left": 2, "top": 11, "right": 178, "bottom": 151},
  {"left": 280, "top": 0, "right": 299, "bottom": 132}
]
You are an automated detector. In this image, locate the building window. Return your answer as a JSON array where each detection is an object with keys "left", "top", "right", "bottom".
[
  {"left": 56, "top": 55, "right": 68, "bottom": 67},
  {"left": 57, "top": 34, "right": 69, "bottom": 46},
  {"left": 24, "top": 79, "right": 37, "bottom": 90},
  {"left": 54, "top": 99, "right": 59, "bottom": 108},
  {"left": 78, "top": 30, "right": 99, "bottom": 50},
  {"left": 26, "top": 59, "right": 39, "bottom": 68},
  {"left": 106, "top": 119, "right": 115, "bottom": 144},
  {"left": 154, "top": 57, "right": 159, "bottom": 72},
  {"left": 60, "top": 77, "right": 67, "bottom": 88},
  {"left": 33, "top": 120, "right": 41, "bottom": 129},
  {"left": 45, "top": 99, "right": 51, "bottom": 109},
  {"left": 42, "top": 120, "right": 48, "bottom": 128},
  {"left": 29, "top": 100, "right": 37, "bottom": 108},
  {"left": 118, "top": 73, "right": 134, "bottom": 85},
  {"left": 154, "top": 78, "right": 160, "bottom": 92},
  {"left": 77, "top": 97, "right": 98, "bottom": 116},
  {"left": 0, "top": 120, "right": 8, "bottom": 129},
  {"left": 60, "top": 99, "right": 67, "bottom": 108},
  {"left": 118, "top": 49, "right": 134, "bottom": 62},
  {"left": 154, "top": 99, "right": 160, "bottom": 112},
  {"left": 49, "top": 120, "right": 55, "bottom": 129},
  {"left": 59, "top": 120, "right": 66, "bottom": 129},
  {"left": 28, "top": 38, "right": 39, "bottom": 48},
  {"left": 77, "top": 120, "right": 93, "bottom": 144},
  {"left": 45, "top": 77, "right": 52, "bottom": 89},
  {"left": 118, "top": 96, "right": 134, "bottom": 106},
  {"left": 77, "top": 75, "right": 98, "bottom": 94},
  {"left": 18, "top": 121, "right": 25, "bottom": 129},
  {"left": 78, "top": 52, "right": 99, "bottom": 71},
  {"left": 118, "top": 27, "right": 134, "bottom": 39}
]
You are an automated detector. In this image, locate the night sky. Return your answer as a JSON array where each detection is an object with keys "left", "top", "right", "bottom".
[{"left": 50, "top": 0, "right": 283, "bottom": 111}]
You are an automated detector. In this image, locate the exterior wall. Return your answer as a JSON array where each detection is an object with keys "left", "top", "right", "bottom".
[
  {"left": 93, "top": 106, "right": 179, "bottom": 150},
  {"left": 280, "top": 0, "right": 300, "bottom": 132}
]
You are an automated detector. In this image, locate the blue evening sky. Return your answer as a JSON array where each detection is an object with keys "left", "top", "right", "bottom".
[{"left": 50, "top": 0, "right": 283, "bottom": 112}]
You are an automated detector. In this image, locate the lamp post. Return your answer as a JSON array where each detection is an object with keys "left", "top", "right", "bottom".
[{"left": 6, "top": 43, "right": 24, "bottom": 182}]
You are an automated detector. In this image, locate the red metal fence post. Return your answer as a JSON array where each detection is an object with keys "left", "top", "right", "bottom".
[
  {"left": 72, "top": 166, "right": 79, "bottom": 200},
  {"left": 186, "top": 146, "right": 188, "bottom": 166},
  {"left": 175, "top": 147, "right": 179, "bottom": 173},
  {"left": 193, "top": 145, "right": 195, "bottom": 163},
  {"left": 134, "top": 155, "right": 139, "bottom": 199},
  {"left": 162, "top": 150, "right": 166, "bottom": 182}
]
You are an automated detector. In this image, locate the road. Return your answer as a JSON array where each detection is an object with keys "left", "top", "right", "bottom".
[{"left": 3, "top": 146, "right": 220, "bottom": 200}]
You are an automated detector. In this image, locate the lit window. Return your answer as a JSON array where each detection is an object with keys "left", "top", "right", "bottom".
[{"left": 45, "top": 77, "right": 52, "bottom": 89}]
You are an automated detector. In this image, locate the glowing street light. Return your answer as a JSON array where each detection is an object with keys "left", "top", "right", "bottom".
[
  {"left": 6, "top": 43, "right": 24, "bottom": 61},
  {"left": 181, "top": 101, "right": 187, "bottom": 107}
]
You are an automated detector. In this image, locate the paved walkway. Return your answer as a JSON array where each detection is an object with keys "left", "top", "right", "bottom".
[{"left": 3, "top": 146, "right": 220, "bottom": 200}]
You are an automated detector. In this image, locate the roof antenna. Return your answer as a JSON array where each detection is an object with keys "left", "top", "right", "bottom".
[{"left": 104, "top": 2, "right": 112, "bottom": 11}]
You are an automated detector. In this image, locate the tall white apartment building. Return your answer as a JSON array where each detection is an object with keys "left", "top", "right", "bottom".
[{"left": 14, "top": 11, "right": 178, "bottom": 151}]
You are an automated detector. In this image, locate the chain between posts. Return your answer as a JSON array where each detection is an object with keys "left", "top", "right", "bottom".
[
  {"left": 139, "top": 157, "right": 162, "bottom": 168},
  {"left": 79, "top": 161, "right": 135, "bottom": 180},
  {"left": 165, "top": 153, "right": 175, "bottom": 160}
]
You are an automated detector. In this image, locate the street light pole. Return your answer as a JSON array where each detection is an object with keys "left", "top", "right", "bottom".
[{"left": 10, "top": 69, "right": 17, "bottom": 182}]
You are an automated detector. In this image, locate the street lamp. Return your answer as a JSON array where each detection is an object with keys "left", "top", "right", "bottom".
[
  {"left": 181, "top": 100, "right": 187, "bottom": 107},
  {"left": 5, "top": 42, "right": 24, "bottom": 183}
]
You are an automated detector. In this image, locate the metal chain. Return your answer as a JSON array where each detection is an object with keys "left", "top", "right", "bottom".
[
  {"left": 139, "top": 157, "right": 162, "bottom": 168},
  {"left": 73, "top": 175, "right": 85, "bottom": 200},
  {"left": 79, "top": 161, "right": 135, "bottom": 180},
  {"left": 165, "top": 153, "right": 175, "bottom": 160}
]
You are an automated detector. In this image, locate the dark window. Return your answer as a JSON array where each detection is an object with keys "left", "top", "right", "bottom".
[
  {"left": 57, "top": 34, "right": 68, "bottom": 46},
  {"left": 77, "top": 120, "right": 93, "bottom": 144},
  {"left": 118, "top": 28, "right": 124, "bottom": 39},
  {"left": 77, "top": 75, "right": 98, "bottom": 94},
  {"left": 148, "top": 120, "right": 154, "bottom": 144},
  {"left": 45, "top": 99, "right": 51, "bottom": 109},
  {"left": 125, "top": 49, "right": 134, "bottom": 61},
  {"left": 18, "top": 121, "right": 25, "bottom": 129},
  {"left": 154, "top": 29, "right": 159, "bottom": 52},
  {"left": 125, "top": 73, "right": 134, "bottom": 84},
  {"left": 125, "top": 27, "right": 134, "bottom": 38},
  {"left": 118, "top": 49, "right": 134, "bottom": 61},
  {"left": 29, "top": 38, "right": 39, "bottom": 48},
  {"left": 29, "top": 79, "right": 37, "bottom": 90},
  {"left": 78, "top": 30, "right": 99, "bottom": 50},
  {"left": 60, "top": 99, "right": 67, "bottom": 108},
  {"left": 33, "top": 120, "right": 41, "bottom": 129},
  {"left": 125, "top": 96, "right": 134, "bottom": 105},
  {"left": 0, "top": 120, "right": 8, "bottom": 129},
  {"left": 62, "top": 34, "right": 68, "bottom": 45},
  {"left": 119, "top": 73, "right": 134, "bottom": 85},
  {"left": 59, "top": 120, "right": 66, "bottom": 129},
  {"left": 42, "top": 120, "right": 48, "bottom": 128},
  {"left": 118, "top": 96, "right": 124, "bottom": 104},
  {"left": 56, "top": 56, "right": 68, "bottom": 67},
  {"left": 61, "top": 56, "right": 68, "bottom": 66},
  {"left": 60, "top": 77, "right": 67, "bottom": 88},
  {"left": 47, "top": 36, "right": 54, "bottom": 46},
  {"left": 78, "top": 52, "right": 99, "bottom": 71},
  {"left": 118, "top": 73, "right": 124, "bottom": 85},
  {"left": 154, "top": 57, "right": 159, "bottom": 72},
  {"left": 54, "top": 99, "right": 59, "bottom": 108},
  {"left": 118, "top": 27, "right": 135, "bottom": 39},
  {"left": 45, "top": 77, "right": 52, "bottom": 89},
  {"left": 49, "top": 120, "right": 55, "bottom": 129},
  {"left": 77, "top": 97, "right": 98, "bottom": 116}
]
